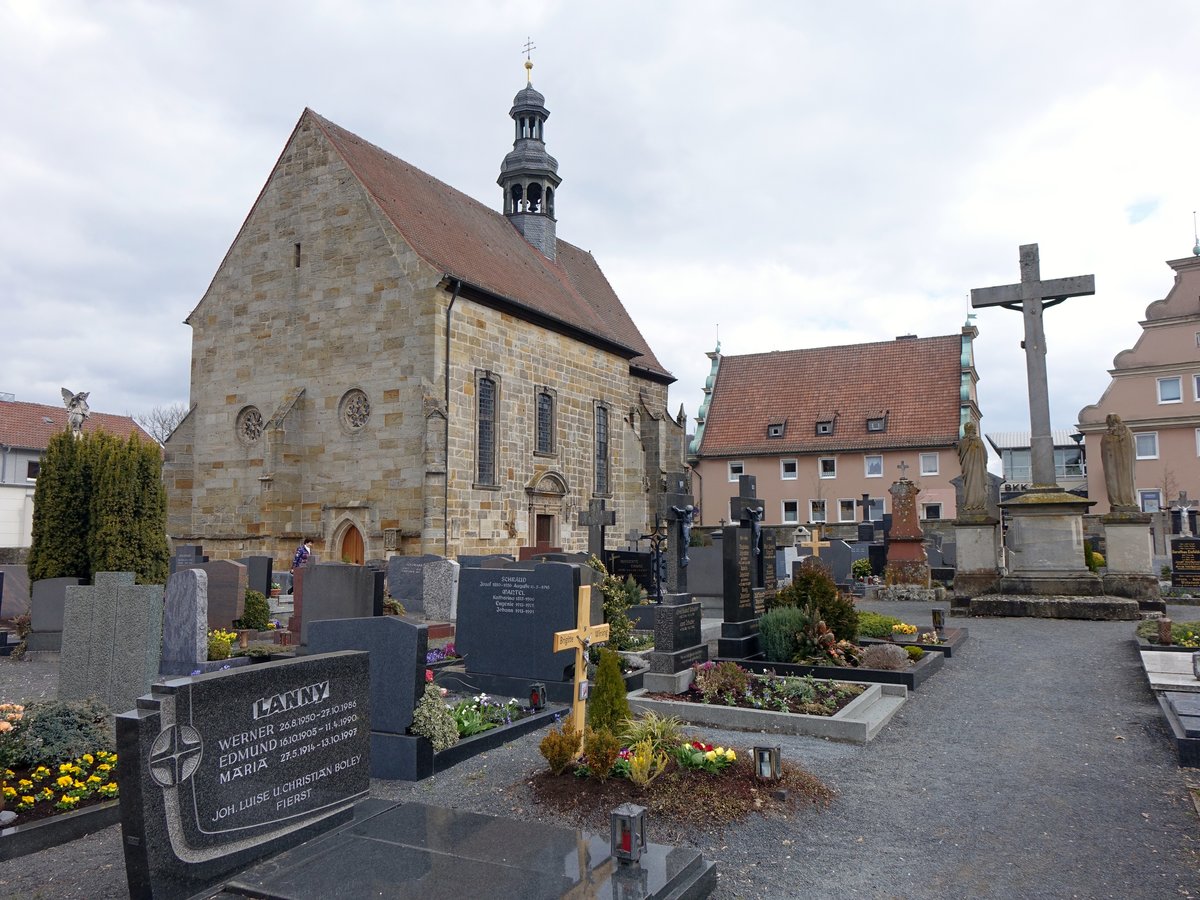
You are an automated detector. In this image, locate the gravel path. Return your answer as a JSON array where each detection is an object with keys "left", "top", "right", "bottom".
[{"left": 2, "top": 602, "right": 1199, "bottom": 899}]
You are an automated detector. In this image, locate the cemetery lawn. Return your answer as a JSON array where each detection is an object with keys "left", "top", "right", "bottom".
[
  {"left": 529, "top": 757, "right": 833, "bottom": 831},
  {"left": 646, "top": 674, "right": 865, "bottom": 716}
]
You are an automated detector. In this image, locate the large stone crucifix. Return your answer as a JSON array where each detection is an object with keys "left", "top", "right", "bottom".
[
  {"left": 971, "top": 243, "right": 1094, "bottom": 488},
  {"left": 578, "top": 498, "right": 615, "bottom": 558},
  {"left": 552, "top": 584, "right": 610, "bottom": 745}
]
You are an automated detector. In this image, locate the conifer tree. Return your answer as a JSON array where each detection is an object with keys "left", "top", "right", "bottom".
[
  {"left": 586, "top": 647, "right": 631, "bottom": 734},
  {"left": 27, "top": 431, "right": 89, "bottom": 580}
]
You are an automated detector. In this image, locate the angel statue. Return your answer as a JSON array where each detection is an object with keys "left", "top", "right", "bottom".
[{"left": 61, "top": 388, "right": 90, "bottom": 438}]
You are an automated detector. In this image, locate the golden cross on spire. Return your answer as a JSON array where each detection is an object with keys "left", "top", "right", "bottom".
[{"left": 523, "top": 36, "right": 536, "bottom": 83}]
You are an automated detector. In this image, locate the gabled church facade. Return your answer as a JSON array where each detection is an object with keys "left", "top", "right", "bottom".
[{"left": 164, "top": 69, "right": 684, "bottom": 563}]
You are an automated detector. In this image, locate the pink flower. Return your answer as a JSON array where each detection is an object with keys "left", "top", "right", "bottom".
[{"left": 425, "top": 668, "right": 434, "bottom": 683}]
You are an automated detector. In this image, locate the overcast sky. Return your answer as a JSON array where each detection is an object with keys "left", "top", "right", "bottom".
[{"left": 4, "top": 1, "right": 1200, "bottom": 463}]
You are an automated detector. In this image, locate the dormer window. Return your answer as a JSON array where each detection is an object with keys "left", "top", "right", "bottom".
[
  {"left": 866, "top": 411, "right": 888, "bottom": 433},
  {"left": 815, "top": 420, "right": 834, "bottom": 436},
  {"left": 767, "top": 421, "right": 786, "bottom": 439}
]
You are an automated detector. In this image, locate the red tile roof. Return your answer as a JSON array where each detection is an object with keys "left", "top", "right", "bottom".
[
  {"left": 307, "top": 111, "right": 672, "bottom": 382},
  {"left": 0, "top": 400, "right": 152, "bottom": 451},
  {"left": 697, "top": 335, "right": 963, "bottom": 457}
]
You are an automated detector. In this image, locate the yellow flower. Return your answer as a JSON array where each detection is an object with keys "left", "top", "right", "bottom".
[
  {"left": 704, "top": 750, "right": 716, "bottom": 761},
  {"left": 2, "top": 786, "right": 16, "bottom": 799},
  {"left": 59, "top": 794, "right": 79, "bottom": 805},
  {"left": 56, "top": 775, "right": 74, "bottom": 789},
  {"left": 87, "top": 775, "right": 102, "bottom": 785},
  {"left": 82, "top": 753, "right": 94, "bottom": 765},
  {"left": 20, "top": 795, "right": 34, "bottom": 806},
  {"left": 715, "top": 747, "right": 725, "bottom": 755},
  {"left": 725, "top": 749, "right": 736, "bottom": 760},
  {"left": 17, "top": 779, "right": 32, "bottom": 790},
  {"left": 38, "top": 787, "right": 54, "bottom": 800},
  {"left": 97, "top": 764, "right": 111, "bottom": 773}
]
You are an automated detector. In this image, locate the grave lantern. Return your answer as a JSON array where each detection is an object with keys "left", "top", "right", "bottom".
[
  {"left": 753, "top": 745, "right": 782, "bottom": 780},
  {"left": 931, "top": 607, "right": 946, "bottom": 635},
  {"left": 610, "top": 803, "right": 647, "bottom": 864},
  {"left": 529, "top": 682, "right": 547, "bottom": 710}
]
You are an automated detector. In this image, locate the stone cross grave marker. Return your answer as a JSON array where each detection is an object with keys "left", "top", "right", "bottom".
[
  {"left": 728, "top": 474, "right": 766, "bottom": 588},
  {"left": 798, "top": 525, "right": 831, "bottom": 559},
  {"left": 552, "top": 584, "right": 610, "bottom": 746},
  {"left": 897, "top": 460, "right": 910, "bottom": 478},
  {"left": 659, "top": 472, "right": 695, "bottom": 594},
  {"left": 972, "top": 243, "right": 1095, "bottom": 488},
  {"left": 578, "top": 498, "right": 615, "bottom": 558},
  {"left": 625, "top": 528, "right": 642, "bottom": 550}
]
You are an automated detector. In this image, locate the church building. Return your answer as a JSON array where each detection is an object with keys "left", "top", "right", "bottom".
[{"left": 164, "top": 64, "right": 684, "bottom": 564}]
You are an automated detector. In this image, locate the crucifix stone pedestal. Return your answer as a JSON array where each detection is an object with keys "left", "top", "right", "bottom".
[
  {"left": 884, "top": 478, "right": 930, "bottom": 587},
  {"left": 970, "top": 243, "right": 1137, "bottom": 619}
]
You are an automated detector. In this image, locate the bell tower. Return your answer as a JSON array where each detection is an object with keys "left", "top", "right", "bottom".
[{"left": 498, "top": 56, "right": 561, "bottom": 260}]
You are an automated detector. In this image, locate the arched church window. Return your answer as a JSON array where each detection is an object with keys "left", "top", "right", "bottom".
[
  {"left": 527, "top": 183, "right": 543, "bottom": 214},
  {"left": 477, "top": 373, "right": 498, "bottom": 486},
  {"left": 545, "top": 187, "right": 554, "bottom": 217},
  {"left": 510, "top": 184, "right": 524, "bottom": 213}
]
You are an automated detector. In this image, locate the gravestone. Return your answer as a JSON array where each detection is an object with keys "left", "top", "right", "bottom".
[
  {"left": 26, "top": 576, "right": 81, "bottom": 651},
  {"left": 160, "top": 569, "right": 249, "bottom": 677},
  {"left": 300, "top": 563, "right": 385, "bottom": 644},
  {"left": 578, "top": 497, "right": 615, "bottom": 557},
  {"left": 238, "top": 555, "right": 275, "bottom": 599},
  {"left": 776, "top": 546, "right": 799, "bottom": 582},
  {"left": 169, "top": 544, "right": 208, "bottom": 576},
  {"left": 884, "top": 478, "right": 930, "bottom": 586},
  {"left": 116, "top": 651, "right": 370, "bottom": 900},
  {"left": 1172, "top": 538, "right": 1200, "bottom": 589},
  {"left": 717, "top": 476, "right": 776, "bottom": 659},
  {"left": 603, "top": 549, "right": 655, "bottom": 596},
  {"left": 659, "top": 472, "right": 695, "bottom": 594},
  {"left": 179, "top": 559, "right": 248, "bottom": 629},
  {"left": 644, "top": 594, "right": 708, "bottom": 693},
  {"left": 59, "top": 572, "right": 163, "bottom": 715},
  {"left": 0, "top": 564, "right": 30, "bottom": 618},
  {"left": 455, "top": 562, "right": 595, "bottom": 701},
  {"left": 456, "top": 553, "right": 514, "bottom": 568},
  {"left": 309, "top": 616, "right": 430, "bottom": 780},
  {"left": 386, "top": 554, "right": 460, "bottom": 621},
  {"left": 822, "top": 539, "right": 855, "bottom": 585},
  {"left": 857, "top": 521, "right": 876, "bottom": 543}
]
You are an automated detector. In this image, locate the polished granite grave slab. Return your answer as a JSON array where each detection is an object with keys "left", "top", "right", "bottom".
[
  {"left": 221, "top": 799, "right": 715, "bottom": 899},
  {"left": 1156, "top": 691, "right": 1200, "bottom": 767},
  {"left": 1140, "top": 650, "right": 1200, "bottom": 693}
]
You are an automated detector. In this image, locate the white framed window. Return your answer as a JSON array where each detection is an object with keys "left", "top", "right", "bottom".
[
  {"left": 1193, "top": 374, "right": 1200, "bottom": 401},
  {"left": 1158, "top": 376, "right": 1182, "bottom": 404},
  {"left": 921, "top": 502, "right": 942, "bottom": 520},
  {"left": 1139, "top": 490, "right": 1162, "bottom": 513},
  {"left": 919, "top": 452, "right": 939, "bottom": 476},
  {"left": 809, "top": 499, "right": 827, "bottom": 523},
  {"left": 781, "top": 459, "right": 798, "bottom": 480},
  {"left": 819, "top": 457, "right": 837, "bottom": 479},
  {"left": 839, "top": 499, "right": 857, "bottom": 522},
  {"left": 26, "top": 461, "right": 40, "bottom": 481},
  {"left": 782, "top": 500, "right": 799, "bottom": 524},
  {"left": 1196, "top": 428, "right": 1200, "bottom": 457},
  {"left": 728, "top": 461, "right": 744, "bottom": 482},
  {"left": 1135, "top": 432, "right": 1158, "bottom": 460},
  {"left": 816, "top": 420, "right": 834, "bottom": 435},
  {"left": 866, "top": 416, "right": 886, "bottom": 433},
  {"left": 767, "top": 421, "right": 786, "bottom": 438},
  {"left": 867, "top": 498, "right": 885, "bottom": 521},
  {"left": 865, "top": 455, "right": 883, "bottom": 477}
]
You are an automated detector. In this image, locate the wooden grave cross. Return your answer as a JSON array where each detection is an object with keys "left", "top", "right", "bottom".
[
  {"left": 799, "top": 525, "right": 831, "bottom": 558},
  {"left": 552, "top": 584, "right": 610, "bottom": 745}
]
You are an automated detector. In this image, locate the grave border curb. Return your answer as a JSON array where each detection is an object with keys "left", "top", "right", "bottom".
[{"left": 0, "top": 799, "right": 121, "bottom": 862}]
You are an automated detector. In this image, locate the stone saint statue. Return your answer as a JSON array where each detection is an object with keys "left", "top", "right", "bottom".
[
  {"left": 61, "top": 388, "right": 90, "bottom": 439},
  {"left": 956, "top": 422, "right": 988, "bottom": 514},
  {"left": 1100, "top": 414, "right": 1138, "bottom": 512}
]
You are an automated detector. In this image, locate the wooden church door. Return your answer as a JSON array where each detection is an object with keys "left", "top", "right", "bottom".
[{"left": 340, "top": 525, "right": 364, "bottom": 565}]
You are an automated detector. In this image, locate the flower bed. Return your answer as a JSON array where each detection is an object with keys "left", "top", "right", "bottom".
[
  {"left": 720, "top": 646, "right": 945, "bottom": 691},
  {"left": 646, "top": 664, "right": 865, "bottom": 717}
]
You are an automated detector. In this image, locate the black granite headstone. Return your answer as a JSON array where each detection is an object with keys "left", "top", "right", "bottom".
[
  {"left": 456, "top": 563, "right": 593, "bottom": 683},
  {"left": 604, "top": 549, "right": 655, "bottom": 595},
  {"left": 1172, "top": 538, "right": 1200, "bottom": 589},
  {"left": 116, "top": 651, "right": 370, "bottom": 900},
  {"left": 238, "top": 555, "right": 275, "bottom": 598}
]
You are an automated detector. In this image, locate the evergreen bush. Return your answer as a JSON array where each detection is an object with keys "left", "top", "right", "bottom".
[
  {"left": 583, "top": 727, "right": 623, "bottom": 781},
  {"left": 587, "top": 647, "right": 630, "bottom": 734},
  {"left": 538, "top": 722, "right": 581, "bottom": 775},
  {"left": 769, "top": 564, "right": 859, "bottom": 642},
  {"left": 27, "top": 429, "right": 168, "bottom": 584},
  {"left": 759, "top": 606, "right": 810, "bottom": 663},
  {"left": 1, "top": 698, "right": 114, "bottom": 769},
  {"left": 238, "top": 589, "right": 271, "bottom": 631},
  {"left": 587, "top": 556, "right": 638, "bottom": 651},
  {"left": 855, "top": 611, "right": 904, "bottom": 640}
]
